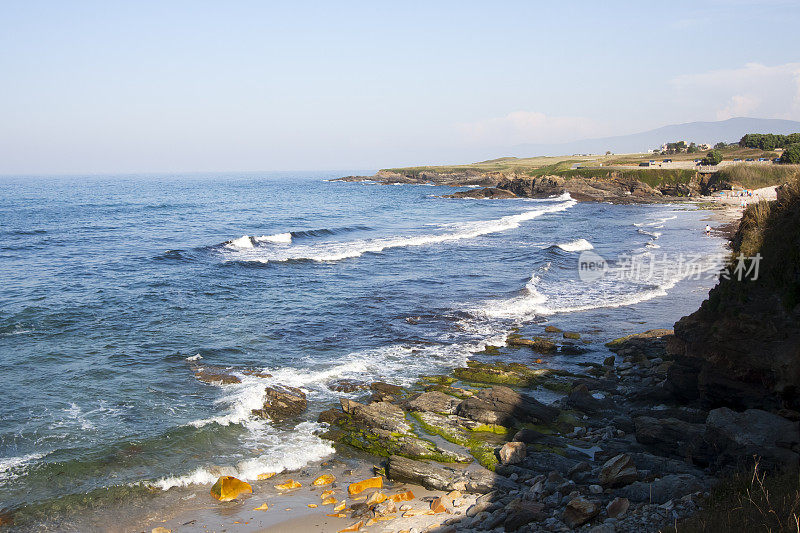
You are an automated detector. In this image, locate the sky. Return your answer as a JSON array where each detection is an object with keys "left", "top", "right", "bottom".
[{"left": 1, "top": 0, "right": 799, "bottom": 174}]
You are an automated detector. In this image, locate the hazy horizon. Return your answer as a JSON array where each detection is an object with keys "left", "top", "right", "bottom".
[{"left": 2, "top": 1, "right": 799, "bottom": 174}]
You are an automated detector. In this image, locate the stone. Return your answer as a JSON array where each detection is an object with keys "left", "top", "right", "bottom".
[
  {"left": 386, "top": 455, "right": 515, "bottom": 494},
  {"left": 408, "top": 391, "right": 460, "bottom": 414},
  {"left": 370, "top": 381, "right": 405, "bottom": 403},
  {"left": 499, "top": 442, "right": 527, "bottom": 465},
  {"left": 566, "top": 385, "right": 611, "bottom": 414},
  {"left": 456, "top": 386, "right": 559, "bottom": 426},
  {"left": 634, "top": 416, "right": 705, "bottom": 458},
  {"left": 338, "top": 521, "right": 363, "bottom": 532},
  {"left": 193, "top": 365, "right": 241, "bottom": 385},
  {"left": 253, "top": 503, "right": 269, "bottom": 511},
  {"left": 507, "top": 335, "right": 557, "bottom": 353},
  {"left": 274, "top": 479, "right": 302, "bottom": 490},
  {"left": 513, "top": 428, "right": 547, "bottom": 444},
  {"left": 605, "top": 497, "right": 629, "bottom": 518},
  {"left": 374, "top": 499, "right": 397, "bottom": 516},
  {"left": 313, "top": 474, "right": 335, "bottom": 486},
  {"left": 619, "top": 474, "right": 705, "bottom": 504},
  {"left": 348, "top": 476, "right": 383, "bottom": 495},
  {"left": 152, "top": 528, "right": 171, "bottom": 533},
  {"left": 704, "top": 407, "right": 800, "bottom": 468},
  {"left": 599, "top": 454, "right": 637, "bottom": 487},
  {"left": 256, "top": 472, "right": 276, "bottom": 480},
  {"left": 603, "top": 355, "right": 615, "bottom": 367},
  {"left": 562, "top": 497, "right": 600, "bottom": 528},
  {"left": 446, "top": 187, "right": 518, "bottom": 199},
  {"left": 365, "top": 491, "right": 387, "bottom": 505},
  {"left": 390, "top": 490, "right": 415, "bottom": 502},
  {"left": 430, "top": 497, "right": 448, "bottom": 513},
  {"left": 589, "top": 484, "right": 603, "bottom": 494},
  {"left": 503, "top": 500, "right": 546, "bottom": 531},
  {"left": 210, "top": 476, "right": 252, "bottom": 501},
  {"left": 251, "top": 385, "right": 307, "bottom": 421},
  {"left": 563, "top": 332, "right": 581, "bottom": 340},
  {"left": 545, "top": 326, "right": 562, "bottom": 333}
]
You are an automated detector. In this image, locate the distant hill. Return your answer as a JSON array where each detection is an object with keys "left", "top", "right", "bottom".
[{"left": 511, "top": 117, "right": 800, "bottom": 156}]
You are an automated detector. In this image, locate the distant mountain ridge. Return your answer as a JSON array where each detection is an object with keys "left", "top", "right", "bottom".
[{"left": 511, "top": 117, "right": 800, "bottom": 156}]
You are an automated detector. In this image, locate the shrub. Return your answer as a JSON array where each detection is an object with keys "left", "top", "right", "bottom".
[
  {"left": 780, "top": 143, "right": 800, "bottom": 164},
  {"left": 702, "top": 150, "right": 723, "bottom": 165}
]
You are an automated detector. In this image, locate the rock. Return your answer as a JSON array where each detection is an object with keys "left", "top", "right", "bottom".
[
  {"left": 445, "top": 187, "right": 518, "bottom": 199},
  {"left": 589, "top": 484, "right": 602, "bottom": 494},
  {"left": 152, "top": 528, "right": 171, "bottom": 533},
  {"left": 704, "top": 407, "right": 800, "bottom": 468},
  {"left": 566, "top": 385, "right": 611, "bottom": 414},
  {"left": 507, "top": 335, "right": 557, "bottom": 353},
  {"left": 210, "top": 476, "right": 252, "bottom": 501},
  {"left": 563, "top": 332, "right": 581, "bottom": 340},
  {"left": 619, "top": 474, "right": 705, "bottom": 504},
  {"left": 348, "top": 476, "right": 383, "bottom": 495},
  {"left": 386, "top": 455, "right": 515, "bottom": 494},
  {"left": 503, "top": 500, "right": 546, "bottom": 531},
  {"left": 318, "top": 408, "right": 346, "bottom": 425},
  {"left": 251, "top": 385, "right": 307, "bottom": 421},
  {"left": 348, "top": 400, "right": 411, "bottom": 433},
  {"left": 374, "top": 499, "right": 397, "bottom": 516},
  {"left": 365, "top": 490, "right": 387, "bottom": 505},
  {"left": 599, "top": 454, "right": 637, "bottom": 488},
  {"left": 274, "top": 479, "right": 301, "bottom": 490},
  {"left": 370, "top": 381, "right": 405, "bottom": 403},
  {"left": 313, "top": 474, "right": 335, "bottom": 486},
  {"left": 329, "top": 379, "right": 368, "bottom": 393},
  {"left": 499, "top": 442, "right": 527, "bottom": 465},
  {"left": 605, "top": 497, "right": 629, "bottom": 518},
  {"left": 567, "top": 461, "right": 591, "bottom": 479},
  {"left": 456, "top": 386, "right": 559, "bottom": 426},
  {"left": 634, "top": 416, "right": 705, "bottom": 458},
  {"left": 603, "top": 355, "right": 615, "bottom": 367},
  {"left": 513, "top": 428, "right": 547, "bottom": 444},
  {"left": 545, "top": 326, "right": 562, "bottom": 333},
  {"left": 562, "top": 497, "right": 600, "bottom": 528},
  {"left": 408, "top": 391, "right": 460, "bottom": 414},
  {"left": 338, "top": 520, "right": 363, "bottom": 532},
  {"left": 193, "top": 365, "right": 241, "bottom": 385},
  {"left": 430, "top": 496, "right": 448, "bottom": 513}
]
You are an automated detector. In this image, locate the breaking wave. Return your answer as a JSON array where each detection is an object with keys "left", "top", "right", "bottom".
[
  {"left": 556, "top": 238, "right": 594, "bottom": 252},
  {"left": 220, "top": 197, "right": 576, "bottom": 264}
]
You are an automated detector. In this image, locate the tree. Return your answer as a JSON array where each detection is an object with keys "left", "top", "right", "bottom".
[
  {"left": 714, "top": 142, "right": 727, "bottom": 150},
  {"left": 780, "top": 143, "right": 800, "bottom": 164},
  {"left": 702, "top": 150, "right": 723, "bottom": 165},
  {"left": 687, "top": 142, "right": 699, "bottom": 153}
]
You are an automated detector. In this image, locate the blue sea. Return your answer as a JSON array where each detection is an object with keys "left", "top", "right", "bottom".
[{"left": 0, "top": 173, "right": 726, "bottom": 528}]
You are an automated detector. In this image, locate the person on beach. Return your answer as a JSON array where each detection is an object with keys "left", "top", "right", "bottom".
[{"left": 705, "top": 224, "right": 711, "bottom": 236}]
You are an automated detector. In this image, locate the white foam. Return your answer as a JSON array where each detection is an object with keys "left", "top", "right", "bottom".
[
  {"left": 557, "top": 239, "right": 594, "bottom": 252},
  {"left": 186, "top": 354, "right": 203, "bottom": 361},
  {"left": 479, "top": 252, "right": 721, "bottom": 320},
  {"left": 187, "top": 375, "right": 269, "bottom": 428},
  {"left": 221, "top": 197, "right": 576, "bottom": 264},
  {"left": 255, "top": 232, "right": 292, "bottom": 244},
  {"left": 0, "top": 452, "right": 47, "bottom": 482},
  {"left": 226, "top": 235, "right": 255, "bottom": 249},
  {"left": 153, "top": 422, "right": 334, "bottom": 490}
]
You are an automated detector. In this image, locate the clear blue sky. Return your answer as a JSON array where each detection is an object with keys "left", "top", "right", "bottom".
[{"left": 1, "top": 0, "right": 799, "bottom": 174}]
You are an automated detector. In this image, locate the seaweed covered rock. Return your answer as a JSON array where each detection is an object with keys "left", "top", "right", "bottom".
[{"left": 456, "top": 386, "right": 559, "bottom": 426}]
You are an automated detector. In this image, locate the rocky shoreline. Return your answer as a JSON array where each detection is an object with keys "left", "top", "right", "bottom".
[
  {"left": 149, "top": 325, "right": 796, "bottom": 533},
  {"left": 336, "top": 170, "right": 731, "bottom": 204}
]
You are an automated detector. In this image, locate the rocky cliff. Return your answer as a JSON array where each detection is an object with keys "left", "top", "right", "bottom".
[
  {"left": 666, "top": 179, "right": 800, "bottom": 412},
  {"left": 340, "top": 169, "right": 729, "bottom": 203}
]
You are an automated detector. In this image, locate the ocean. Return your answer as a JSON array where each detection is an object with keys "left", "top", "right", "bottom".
[{"left": 0, "top": 173, "right": 726, "bottom": 529}]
